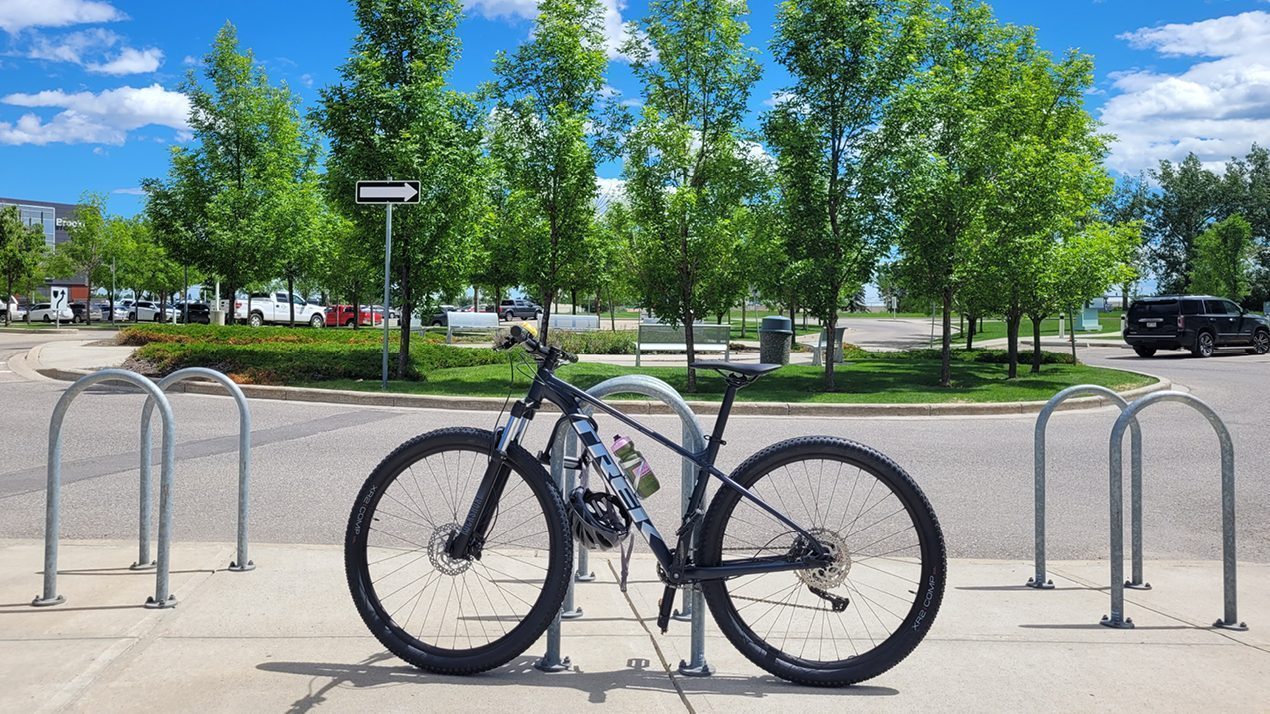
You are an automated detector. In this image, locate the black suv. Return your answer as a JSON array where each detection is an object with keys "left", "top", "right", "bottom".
[
  {"left": 1124, "top": 295, "right": 1270, "bottom": 357},
  {"left": 498, "top": 298, "right": 542, "bottom": 321}
]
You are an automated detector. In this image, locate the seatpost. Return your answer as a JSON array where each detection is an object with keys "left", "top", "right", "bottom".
[{"left": 704, "top": 383, "right": 739, "bottom": 462}]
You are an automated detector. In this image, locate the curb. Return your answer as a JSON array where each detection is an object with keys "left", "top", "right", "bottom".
[{"left": 32, "top": 358, "right": 1172, "bottom": 418}]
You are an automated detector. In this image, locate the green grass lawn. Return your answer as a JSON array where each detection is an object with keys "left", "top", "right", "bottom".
[
  {"left": 966, "top": 314, "right": 1123, "bottom": 342},
  {"left": 305, "top": 358, "right": 1153, "bottom": 404}
]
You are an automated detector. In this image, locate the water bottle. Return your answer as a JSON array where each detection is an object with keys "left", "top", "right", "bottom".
[{"left": 612, "top": 435, "right": 659, "bottom": 498}]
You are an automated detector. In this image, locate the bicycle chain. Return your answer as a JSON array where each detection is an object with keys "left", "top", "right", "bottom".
[
  {"left": 727, "top": 587, "right": 849, "bottom": 612},
  {"left": 710, "top": 548, "right": 851, "bottom": 612}
]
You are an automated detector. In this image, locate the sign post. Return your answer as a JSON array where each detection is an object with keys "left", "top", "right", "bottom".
[{"left": 356, "top": 180, "right": 421, "bottom": 390}]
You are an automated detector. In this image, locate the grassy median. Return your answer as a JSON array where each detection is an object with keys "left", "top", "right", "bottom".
[{"left": 118, "top": 323, "right": 1154, "bottom": 403}]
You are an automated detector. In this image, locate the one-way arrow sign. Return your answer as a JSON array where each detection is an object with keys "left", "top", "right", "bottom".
[{"left": 356, "top": 180, "right": 421, "bottom": 204}]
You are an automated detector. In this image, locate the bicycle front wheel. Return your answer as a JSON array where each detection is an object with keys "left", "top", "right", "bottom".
[
  {"left": 698, "top": 436, "right": 945, "bottom": 686},
  {"left": 345, "top": 427, "right": 572, "bottom": 675}
]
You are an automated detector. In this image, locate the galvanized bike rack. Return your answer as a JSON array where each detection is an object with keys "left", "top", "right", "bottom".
[
  {"left": 34, "top": 369, "right": 178, "bottom": 608},
  {"left": 537, "top": 374, "right": 712, "bottom": 676},
  {"left": 1102, "top": 391, "right": 1245, "bottom": 630},
  {"left": 1029, "top": 385, "right": 1145, "bottom": 589},
  {"left": 139, "top": 367, "right": 254, "bottom": 573}
]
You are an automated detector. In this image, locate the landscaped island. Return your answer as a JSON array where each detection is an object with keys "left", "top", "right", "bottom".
[{"left": 117, "top": 325, "right": 1155, "bottom": 404}]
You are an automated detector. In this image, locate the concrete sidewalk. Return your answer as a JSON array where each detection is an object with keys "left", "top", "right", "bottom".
[{"left": 2, "top": 539, "right": 1266, "bottom": 712}]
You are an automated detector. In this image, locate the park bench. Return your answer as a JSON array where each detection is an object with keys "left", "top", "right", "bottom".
[
  {"left": 443, "top": 311, "right": 500, "bottom": 344},
  {"left": 636, "top": 323, "right": 730, "bottom": 366},
  {"left": 811, "top": 326, "right": 847, "bottom": 366},
  {"left": 550, "top": 314, "right": 600, "bottom": 331}
]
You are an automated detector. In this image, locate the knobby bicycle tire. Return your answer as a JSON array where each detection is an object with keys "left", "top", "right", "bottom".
[
  {"left": 345, "top": 427, "right": 572, "bottom": 675},
  {"left": 698, "top": 436, "right": 945, "bottom": 686}
]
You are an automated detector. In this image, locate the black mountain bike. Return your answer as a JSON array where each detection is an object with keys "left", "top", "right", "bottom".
[{"left": 345, "top": 326, "right": 945, "bottom": 686}]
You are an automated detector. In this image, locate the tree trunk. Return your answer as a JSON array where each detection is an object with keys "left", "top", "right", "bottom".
[
  {"left": 965, "top": 312, "right": 977, "bottom": 350},
  {"left": 824, "top": 310, "right": 838, "bottom": 391},
  {"left": 1070, "top": 309, "right": 1078, "bottom": 363},
  {"left": 1006, "top": 311, "right": 1022, "bottom": 379},
  {"left": 287, "top": 275, "right": 296, "bottom": 328},
  {"left": 608, "top": 289, "right": 615, "bottom": 331},
  {"left": 571, "top": 289, "right": 577, "bottom": 315},
  {"left": 789, "top": 298, "right": 797, "bottom": 350},
  {"left": 939, "top": 290, "right": 953, "bottom": 387},
  {"left": 683, "top": 307, "right": 697, "bottom": 393},
  {"left": 473, "top": 286, "right": 480, "bottom": 312},
  {"left": 540, "top": 288, "right": 556, "bottom": 344},
  {"left": 1030, "top": 314, "right": 1044, "bottom": 374},
  {"left": 84, "top": 279, "right": 92, "bottom": 325},
  {"left": 397, "top": 263, "right": 412, "bottom": 379},
  {"left": 740, "top": 301, "right": 747, "bottom": 338},
  {"left": 182, "top": 265, "right": 189, "bottom": 324},
  {"left": 352, "top": 287, "right": 360, "bottom": 329}
]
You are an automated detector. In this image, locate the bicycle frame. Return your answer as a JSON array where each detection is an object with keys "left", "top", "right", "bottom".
[{"left": 449, "top": 358, "right": 832, "bottom": 584}]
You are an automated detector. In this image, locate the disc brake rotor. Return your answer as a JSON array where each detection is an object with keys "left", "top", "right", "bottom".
[
  {"left": 428, "top": 522, "right": 474, "bottom": 577},
  {"left": 795, "top": 528, "right": 851, "bottom": 589}
]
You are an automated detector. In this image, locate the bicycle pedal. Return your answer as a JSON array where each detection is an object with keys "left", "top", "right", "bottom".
[{"left": 656, "top": 585, "right": 676, "bottom": 633}]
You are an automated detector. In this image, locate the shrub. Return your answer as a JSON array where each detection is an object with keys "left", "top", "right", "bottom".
[
  {"left": 546, "top": 330, "right": 636, "bottom": 355},
  {"left": 127, "top": 324, "right": 505, "bottom": 384}
]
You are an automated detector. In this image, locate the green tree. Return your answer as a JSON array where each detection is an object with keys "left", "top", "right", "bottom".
[
  {"left": 1102, "top": 172, "right": 1151, "bottom": 306},
  {"left": 487, "top": 0, "right": 617, "bottom": 341},
  {"left": 622, "top": 0, "right": 763, "bottom": 391},
  {"left": 976, "top": 38, "right": 1111, "bottom": 378},
  {"left": 765, "top": 0, "right": 930, "bottom": 388},
  {"left": 51, "top": 192, "right": 111, "bottom": 324},
  {"left": 1191, "top": 215, "right": 1255, "bottom": 301},
  {"left": 318, "top": 0, "right": 485, "bottom": 377},
  {"left": 0, "top": 206, "right": 47, "bottom": 325},
  {"left": 1149, "top": 153, "right": 1222, "bottom": 294},
  {"left": 886, "top": 0, "right": 1014, "bottom": 386},
  {"left": 318, "top": 210, "right": 377, "bottom": 327},
  {"left": 145, "top": 23, "right": 313, "bottom": 321}
]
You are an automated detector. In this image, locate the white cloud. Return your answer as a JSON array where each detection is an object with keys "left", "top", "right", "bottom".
[
  {"left": 299, "top": 73, "right": 314, "bottom": 88},
  {"left": 182, "top": 55, "right": 198, "bottom": 66},
  {"left": 111, "top": 186, "right": 145, "bottom": 195},
  {"left": 23, "top": 28, "right": 162, "bottom": 74},
  {"left": 465, "top": 0, "right": 635, "bottom": 61},
  {"left": 1103, "top": 10, "right": 1270, "bottom": 173},
  {"left": 595, "top": 176, "right": 626, "bottom": 211},
  {"left": 86, "top": 46, "right": 163, "bottom": 75},
  {"left": 0, "top": 0, "right": 123, "bottom": 33},
  {"left": 0, "top": 83, "right": 190, "bottom": 145}
]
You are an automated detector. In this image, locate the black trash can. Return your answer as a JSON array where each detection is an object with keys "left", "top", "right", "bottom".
[{"left": 758, "top": 315, "right": 794, "bottom": 365}]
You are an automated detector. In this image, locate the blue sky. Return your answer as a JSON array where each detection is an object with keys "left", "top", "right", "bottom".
[{"left": 2, "top": 0, "right": 1268, "bottom": 217}]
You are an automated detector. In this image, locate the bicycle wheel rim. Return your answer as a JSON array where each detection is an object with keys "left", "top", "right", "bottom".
[
  {"left": 349, "top": 437, "right": 563, "bottom": 659},
  {"left": 703, "top": 445, "right": 941, "bottom": 672}
]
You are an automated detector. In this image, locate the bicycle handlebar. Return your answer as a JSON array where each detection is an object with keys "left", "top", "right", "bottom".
[{"left": 500, "top": 324, "right": 578, "bottom": 364}]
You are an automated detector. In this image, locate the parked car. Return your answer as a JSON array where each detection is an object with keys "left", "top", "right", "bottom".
[
  {"left": 27, "top": 303, "right": 75, "bottom": 322},
  {"left": 1123, "top": 295, "right": 1270, "bottom": 358},
  {"left": 1, "top": 300, "right": 27, "bottom": 322},
  {"left": 131, "top": 301, "right": 179, "bottom": 322},
  {"left": 68, "top": 302, "right": 103, "bottom": 323},
  {"left": 176, "top": 302, "right": 211, "bottom": 324},
  {"left": 498, "top": 298, "right": 542, "bottom": 321},
  {"left": 234, "top": 292, "right": 326, "bottom": 328},
  {"left": 426, "top": 305, "right": 460, "bottom": 326},
  {"left": 324, "top": 304, "right": 382, "bottom": 327}
]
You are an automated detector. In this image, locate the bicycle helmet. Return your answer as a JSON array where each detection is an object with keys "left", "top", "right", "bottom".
[{"left": 568, "top": 487, "right": 631, "bottom": 550}]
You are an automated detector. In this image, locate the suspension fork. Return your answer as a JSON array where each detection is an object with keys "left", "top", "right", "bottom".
[{"left": 447, "top": 402, "right": 533, "bottom": 560}]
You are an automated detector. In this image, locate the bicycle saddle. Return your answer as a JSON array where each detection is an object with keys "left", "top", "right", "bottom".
[{"left": 689, "top": 361, "right": 783, "bottom": 379}]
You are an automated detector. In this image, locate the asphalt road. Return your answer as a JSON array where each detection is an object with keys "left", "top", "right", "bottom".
[{"left": 1, "top": 331, "right": 1267, "bottom": 565}]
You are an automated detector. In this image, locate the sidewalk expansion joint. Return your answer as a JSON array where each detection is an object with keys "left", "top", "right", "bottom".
[{"left": 607, "top": 559, "right": 696, "bottom": 714}]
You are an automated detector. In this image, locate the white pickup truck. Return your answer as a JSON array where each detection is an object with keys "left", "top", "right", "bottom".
[{"left": 234, "top": 292, "right": 326, "bottom": 328}]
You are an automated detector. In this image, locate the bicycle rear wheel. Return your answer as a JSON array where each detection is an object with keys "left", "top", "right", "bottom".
[
  {"left": 345, "top": 427, "right": 572, "bottom": 675},
  {"left": 698, "top": 436, "right": 945, "bottom": 686}
]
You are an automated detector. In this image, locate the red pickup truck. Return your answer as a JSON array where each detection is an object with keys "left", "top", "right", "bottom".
[{"left": 324, "top": 304, "right": 382, "bottom": 327}]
